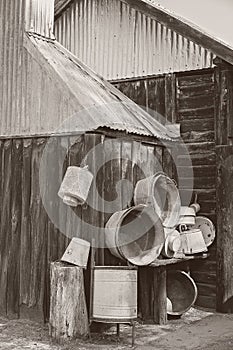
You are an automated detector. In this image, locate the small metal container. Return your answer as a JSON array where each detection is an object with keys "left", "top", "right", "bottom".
[{"left": 61, "top": 238, "right": 90, "bottom": 268}]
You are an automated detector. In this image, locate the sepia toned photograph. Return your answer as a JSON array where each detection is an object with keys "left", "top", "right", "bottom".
[{"left": 0, "top": 0, "right": 232, "bottom": 349}]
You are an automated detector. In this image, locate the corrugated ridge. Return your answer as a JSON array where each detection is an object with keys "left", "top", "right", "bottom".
[{"left": 54, "top": 0, "right": 213, "bottom": 80}]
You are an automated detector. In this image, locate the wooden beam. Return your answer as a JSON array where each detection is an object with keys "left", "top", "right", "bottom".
[
  {"left": 214, "top": 59, "right": 233, "bottom": 146},
  {"left": 216, "top": 145, "right": 233, "bottom": 312}
]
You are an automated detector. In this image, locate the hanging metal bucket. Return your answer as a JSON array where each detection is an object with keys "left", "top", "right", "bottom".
[
  {"left": 167, "top": 270, "right": 198, "bottom": 316},
  {"left": 134, "top": 172, "right": 181, "bottom": 228},
  {"left": 105, "top": 205, "right": 165, "bottom": 266},
  {"left": 58, "top": 166, "right": 93, "bottom": 206}
]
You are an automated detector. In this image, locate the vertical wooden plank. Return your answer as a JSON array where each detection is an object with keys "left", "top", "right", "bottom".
[
  {"left": 132, "top": 141, "right": 145, "bottom": 188},
  {"left": 121, "top": 140, "right": 133, "bottom": 210},
  {"left": 162, "top": 146, "right": 175, "bottom": 180},
  {"left": 153, "top": 267, "right": 167, "bottom": 325},
  {"left": 103, "top": 137, "right": 122, "bottom": 266},
  {"left": 65, "top": 135, "right": 83, "bottom": 242},
  {"left": 97, "top": 134, "right": 105, "bottom": 265},
  {"left": 216, "top": 145, "right": 233, "bottom": 312},
  {"left": 20, "top": 138, "right": 32, "bottom": 318},
  {"left": 138, "top": 267, "right": 153, "bottom": 321},
  {"left": 89, "top": 134, "right": 105, "bottom": 265},
  {"left": 29, "top": 138, "right": 47, "bottom": 320},
  {"left": 57, "top": 136, "right": 70, "bottom": 259},
  {"left": 228, "top": 72, "right": 233, "bottom": 141},
  {"left": 0, "top": 140, "right": 3, "bottom": 238},
  {"left": 214, "top": 59, "right": 233, "bottom": 146},
  {"left": 0, "top": 140, "right": 12, "bottom": 316},
  {"left": 165, "top": 73, "right": 177, "bottom": 123},
  {"left": 146, "top": 77, "right": 166, "bottom": 124},
  {"left": 154, "top": 145, "right": 163, "bottom": 173},
  {"left": 46, "top": 137, "right": 59, "bottom": 264},
  {"left": 7, "top": 139, "right": 22, "bottom": 318},
  {"left": 79, "top": 133, "right": 97, "bottom": 244},
  {"left": 43, "top": 136, "right": 60, "bottom": 322}
]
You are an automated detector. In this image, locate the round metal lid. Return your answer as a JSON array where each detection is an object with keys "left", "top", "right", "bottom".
[{"left": 192, "top": 216, "right": 216, "bottom": 247}]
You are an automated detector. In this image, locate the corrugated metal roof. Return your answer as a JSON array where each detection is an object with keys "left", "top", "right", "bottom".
[
  {"left": 54, "top": 0, "right": 213, "bottom": 80},
  {"left": 148, "top": 0, "right": 233, "bottom": 50},
  {"left": 22, "top": 34, "right": 177, "bottom": 141}
]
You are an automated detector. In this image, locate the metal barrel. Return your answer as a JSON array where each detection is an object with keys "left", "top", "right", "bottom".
[
  {"left": 92, "top": 266, "right": 137, "bottom": 322},
  {"left": 105, "top": 204, "right": 165, "bottom": 266},
  {"left": 134, "top": 173, "right": 181, "bottom": 228}
]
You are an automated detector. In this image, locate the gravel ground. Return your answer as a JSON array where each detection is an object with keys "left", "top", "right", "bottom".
[{"left": 0, "top": 308, "right": 232, "bottom": 349}]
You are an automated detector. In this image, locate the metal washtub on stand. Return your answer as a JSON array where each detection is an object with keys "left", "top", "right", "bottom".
[{"left": 89, "top": 244, "right": 137, "bottom": 347}]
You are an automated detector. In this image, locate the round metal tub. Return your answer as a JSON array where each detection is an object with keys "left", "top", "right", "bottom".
[
  {"left": 166, "top": 270, "right": 198, "bottom": 316},
  {"left": 134, "top": 173, "right": 181, "bottom": 228},
  {"left": 105, "top": 205, "right": 165, "bottom": 266}
]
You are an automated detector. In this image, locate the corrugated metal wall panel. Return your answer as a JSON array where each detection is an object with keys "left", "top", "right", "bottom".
[
  {"left": 54, "top": 0, "right": 214, "bottom": 80},
  {"left": 0, "top": 0, "right": 25, "bottom": 137},
  {"left": 25, "top": 0, "right": 55, "bottom": 39}
]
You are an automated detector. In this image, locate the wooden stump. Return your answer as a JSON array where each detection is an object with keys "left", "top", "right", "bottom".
[{"left": 49, "top": 262, "right": 89, "bottom": 342}]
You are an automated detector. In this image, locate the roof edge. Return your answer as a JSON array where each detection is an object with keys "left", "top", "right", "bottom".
[
  {"left": 124, "top": 0, "right": 233, "bottom": 66},
  {"left": 54, "top": 0, "right": 73, "bottom": 19}
]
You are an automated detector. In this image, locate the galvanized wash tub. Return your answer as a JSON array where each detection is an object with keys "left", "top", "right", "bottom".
[
  {"left": 166, "top": 270, "right": 198, "bottom": 316},
  {"left": 92, "top": 266, "right": 137, "bottom": 322},
  {"left": 134, "top": 173, "right": 181, "bottom": 228},
  {"left": 105, "top": 205, "right": 165, "bottom": 266}
]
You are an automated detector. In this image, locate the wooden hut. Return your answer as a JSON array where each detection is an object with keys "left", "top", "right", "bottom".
[
  {"left": 0, "top": 0, "right": 178, "bottom": 321},
  {"left": 54, "top": 0, "right": 233, "bottom": 311}
]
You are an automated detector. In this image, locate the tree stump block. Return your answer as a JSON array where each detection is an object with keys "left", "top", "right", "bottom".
[{"left": 49, "top": 262, "right": 89, "bottom": 342}]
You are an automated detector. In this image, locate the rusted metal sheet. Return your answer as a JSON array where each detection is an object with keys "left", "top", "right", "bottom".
[
  {"left": 25, "top": 0, "right": 55, "bottom": 39},
  {"left": 54, "top": 0, "right": 213, "bottom": 81}
]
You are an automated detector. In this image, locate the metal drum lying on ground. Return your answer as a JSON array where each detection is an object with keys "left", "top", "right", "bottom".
[
  {"left": 134, "top": 173, "right": 181, "bottom": 228},
  {"left": 105, "top": 205, "right": 165, "bottom": 266},
  {"left": 92, "top": 266, "right": 137, "bottom": 322},
  {"left": 166, "top": 270, "right": 198, "bottom": 316}
]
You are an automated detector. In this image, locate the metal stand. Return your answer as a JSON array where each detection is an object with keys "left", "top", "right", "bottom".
[{"left": 116, "top": 322, "right": 135, "bottom": 348}]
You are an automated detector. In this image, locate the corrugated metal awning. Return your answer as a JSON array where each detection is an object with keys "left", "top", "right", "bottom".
[{"left": 26, "top": 34, "right": 179, "bottom": 141}]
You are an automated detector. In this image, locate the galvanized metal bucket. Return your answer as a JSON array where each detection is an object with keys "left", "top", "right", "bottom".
[
  {"left": 134, "top": 172, "right": 181, "bottom": 228},
  {"left": 61, "top": 238, "right": 90, "bottom": 268},
  {"left": 105, "top": 205, "right": 165, "bottom": 266},
  {"left": 92, "top": 266, "right": 137, "bottom": 322},
  {"left": 58, "top": 166, "right": 93, "bottom": 206}
]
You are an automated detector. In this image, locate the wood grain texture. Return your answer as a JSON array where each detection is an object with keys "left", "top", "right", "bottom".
[
  {"left": 216, "top": 146, "right": 233, "bottom": 312},
  {"left": 0, "top": 140, "right": 12, "bottom": 315},
  {"left": 214, "top": 60, "right": 233, "bottom": 146},
  {"left": 20, "top": 139, "right": 32, "bottom": 316},
  {"left": 49, "top": 262, "right": 89, "bottom": 341},
  {"left": 7, "top": 139, "right": 22, "bottom": 318}
]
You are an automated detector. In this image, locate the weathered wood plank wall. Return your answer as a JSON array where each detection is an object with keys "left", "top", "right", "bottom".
[
  {"left": 0, "top": 133, "right": 168, "bottom": 321},
  {"left": 214, "top": 59, "right": 233, "bottom": 312},
  {"left": 114, "top": 68, "right": 217, "bottom": 309}
]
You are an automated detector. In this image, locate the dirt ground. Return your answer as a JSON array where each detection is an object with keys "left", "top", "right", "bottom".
[{"left": 0, "top": 308, "right": 233, "bottom": 349}]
